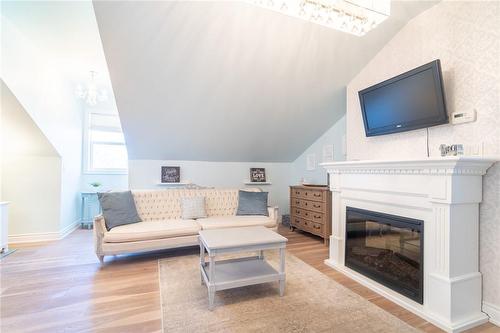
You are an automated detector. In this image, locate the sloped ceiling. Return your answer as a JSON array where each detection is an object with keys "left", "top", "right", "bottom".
[
  {"left": 94, "top": 1, "right": 437, "bottom": 162},
  {"left": 1, "top": 80, "right": 59, "bottom": 157}
]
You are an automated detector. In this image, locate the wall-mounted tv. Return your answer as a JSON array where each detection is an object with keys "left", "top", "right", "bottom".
[{"left": 358, "top": 60, "right": 448, "bottom": 137}]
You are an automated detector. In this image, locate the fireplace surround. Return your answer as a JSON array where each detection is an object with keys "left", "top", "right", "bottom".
[{"left": 322, "top": 157, "right": 496, "bottom": 332}]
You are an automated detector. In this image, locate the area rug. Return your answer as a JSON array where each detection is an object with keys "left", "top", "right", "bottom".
[{"left": 159, "top": 252, "right": 419, "bottom": 333}]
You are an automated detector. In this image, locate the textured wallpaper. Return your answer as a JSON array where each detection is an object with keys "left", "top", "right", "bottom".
[{"left": 346, "top": 1, "right": 500, "bottom": 309}]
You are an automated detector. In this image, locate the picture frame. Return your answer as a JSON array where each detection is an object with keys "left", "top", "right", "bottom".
[
  {"left": 161, "top": 166, "right": 180, "bottom": 183},
  {"left": 249, "top": 168, "right": 266, "bottom": 183}
]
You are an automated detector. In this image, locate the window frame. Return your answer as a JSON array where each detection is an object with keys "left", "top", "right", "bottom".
[{"left": 83, "top": 109, "right": 128, "bottom": 175}]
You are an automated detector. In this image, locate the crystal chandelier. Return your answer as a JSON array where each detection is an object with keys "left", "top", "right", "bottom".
[
  {"left": 248, "top": 0, "right": 391, "bottom": 36},
  {"left": 75, "top": 71, "right": 108, "bottom": 106}
]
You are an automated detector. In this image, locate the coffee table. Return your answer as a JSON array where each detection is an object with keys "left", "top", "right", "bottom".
[{"left": 198, "top": 226, "right": 288, "bottom": 310}]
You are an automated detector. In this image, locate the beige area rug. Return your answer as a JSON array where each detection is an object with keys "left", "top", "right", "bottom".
[{"left": 159, "top": 252, "right": 419, "bottom": 333}]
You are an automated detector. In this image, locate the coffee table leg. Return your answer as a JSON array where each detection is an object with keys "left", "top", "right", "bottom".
[
  {"left": 258, "top": 250, "right": 264, "bottom": 260},
  {"left": 279, "top": 247, "right": 285, "bottom": 296},
  {"left": 208, "top": 254, "right": 215, "bottom": 310},
  {"left": 200, "top": 240, "right": 205, "bottom": 285}
]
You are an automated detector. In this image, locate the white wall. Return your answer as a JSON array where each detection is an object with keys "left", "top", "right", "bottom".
[
  {"left": 1, "top": 81, "right": 62, "bottom": 237},
  {"left": 291, "top": 115, "right": 346, "bottom": 185},
  {"left": 1, "top": 14, "right": 83, "bottom": 233},
  {"left": 129, "top": 160, "right": 292, "bottom": 215},
  {"left": 345, "top": 1, "right": 500, "bottom": 322}
]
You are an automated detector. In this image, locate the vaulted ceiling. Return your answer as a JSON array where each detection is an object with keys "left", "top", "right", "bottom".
[{"left": 93, "top": 1, "right": 437, "bottom": 162}]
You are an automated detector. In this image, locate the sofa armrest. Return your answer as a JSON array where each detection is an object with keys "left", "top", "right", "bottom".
[
  {"left": 267, "top": 206, "right": 279, "bottom": 225},
  {"left": 93, "top": 215, "right": 107, "bottom": 262}
]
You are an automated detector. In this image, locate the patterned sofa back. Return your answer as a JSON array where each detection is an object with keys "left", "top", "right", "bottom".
[{"left": 132, "top": 188, "right": 259, "bottom": 221}]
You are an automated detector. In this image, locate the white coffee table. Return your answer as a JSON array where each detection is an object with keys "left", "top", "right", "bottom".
[{"left": 198, "top": 226, "right": 288, "bottom": 310}]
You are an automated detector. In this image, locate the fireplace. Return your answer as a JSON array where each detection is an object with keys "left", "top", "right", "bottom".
[{"left": 345, "top": 207, "right": 423, "bottom": 304}]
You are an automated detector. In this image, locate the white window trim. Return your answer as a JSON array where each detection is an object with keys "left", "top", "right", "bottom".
[{"left": 83, "top": 109, "right": 128, "bottom": 175}]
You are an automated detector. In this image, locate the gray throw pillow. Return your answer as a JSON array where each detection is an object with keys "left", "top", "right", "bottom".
[
  {"left": 236, "top": 190, "right": 269, "bottom": 216},
  {"left": 180, "top": 196, "right": 207, "bottom": 219},
  {"left": 97, "top": 191, "right": 142, "bottom": 230}
]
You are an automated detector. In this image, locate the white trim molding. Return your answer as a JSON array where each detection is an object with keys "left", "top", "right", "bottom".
[
  {"left": 8, "top": 219, "right": 80, "bottom": 244},
  {"left": 483, "top": 302, "right": 500, "bottom": 327},
  {"left": 322, "top": 156, "right": 497, "bottom": 333}
]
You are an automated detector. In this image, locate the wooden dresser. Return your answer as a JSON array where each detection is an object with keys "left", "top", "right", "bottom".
[{"left": 290, "top": 185, "right": 331, "bottom": 245}]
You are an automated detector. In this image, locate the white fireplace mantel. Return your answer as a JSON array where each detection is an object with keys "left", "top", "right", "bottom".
[{"left": 322, "top": 156, "right": 497, "bottom": 333}]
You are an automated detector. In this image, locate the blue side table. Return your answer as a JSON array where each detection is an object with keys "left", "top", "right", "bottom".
[{"left": 81, "top": 192, "right": 101, "bottom": 229}]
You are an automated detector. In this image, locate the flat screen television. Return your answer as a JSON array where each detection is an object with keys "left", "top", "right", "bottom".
[{"left": 358, "top": 60, "right": 448, "bottom": 137}]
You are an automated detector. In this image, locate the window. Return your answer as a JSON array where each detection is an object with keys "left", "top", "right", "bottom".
[{"left": 84, "top": 111, "right": 128, "bottom": 174}]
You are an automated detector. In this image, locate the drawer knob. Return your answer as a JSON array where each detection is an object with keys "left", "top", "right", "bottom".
[
  {"left": 314, "top": 193, "right": 321, "bottom": 197},
  {"left": 313, "top": 225, "right": 320, "bottom": 229},
  {"left": 314, "top": 215, "right": 321, "bottom": 218},
  {"left": 313, "top": 204, "right": 320, "bottom": 208},
  {"left": 305, "top": 202, "right": 308, "bottom": 206}
]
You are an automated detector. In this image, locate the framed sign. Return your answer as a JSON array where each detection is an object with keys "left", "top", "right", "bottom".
[
  {"left": 161, "top": 166, "right": 180, "bottom": 183},
  {"left": 250, "top": 168, "right": 266, "bottom": 183}
]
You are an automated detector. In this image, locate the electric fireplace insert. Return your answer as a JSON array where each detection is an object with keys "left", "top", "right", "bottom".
[{"left": 345, "top": 207, "right": 424, "bottom": 304}]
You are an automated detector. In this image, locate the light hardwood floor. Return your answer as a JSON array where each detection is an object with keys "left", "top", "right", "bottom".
[{"left": 1, "top": 226, "right": 498, "bottom": 333}]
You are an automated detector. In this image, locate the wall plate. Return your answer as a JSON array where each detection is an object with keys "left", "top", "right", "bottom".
[{"left": 451, "top": 110, "right": 476, "bottom": 124}]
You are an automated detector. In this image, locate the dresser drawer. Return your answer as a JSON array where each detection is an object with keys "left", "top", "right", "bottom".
[
  {"left": 292, "top": 207, "right": 324, "bottom": 224},
  {"left": 291, "top": 188, "right": 304, "bottom": 198},
  {"left": 309, "top": 211, "right": 325, "bottom": 224},
  {"left": 291, "top": 207, "right": 311, "bottom": 220},
  {"left": 291, "top": 197, "right": 302, "bottom": 207},
  {"left": 308, "top": 221, "right": 324, "bottom": 236},
  {"left": 302, "top": 200, "right": 325, "bottom": 213},
  {"left": 301, "top": 189, "right": 325, "bottom": 202}
]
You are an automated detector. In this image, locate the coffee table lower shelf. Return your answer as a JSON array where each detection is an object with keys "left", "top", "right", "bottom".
[{"left": 200, "top": 257, "right": 285, "bottom": 309}]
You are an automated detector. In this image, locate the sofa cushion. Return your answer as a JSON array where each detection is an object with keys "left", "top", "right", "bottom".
[
  {"left": 236, "top": 190, "right": 269, "bottom": 216},
  {"left": 196, "top": 215, "right": 276, "bottom": 230},
  {"left": 180, "top": 196, "right": 207, "bottom": 219},
  {"left": 103, "top": 220, "right": 200, "bottom": 243},
  {"left": 98, "top": 191, "right": 142, "bottom": 231}
]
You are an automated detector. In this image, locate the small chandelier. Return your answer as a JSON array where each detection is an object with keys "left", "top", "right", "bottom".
[
  {"left": 248, "top": 0, "right": 391, "bottom": 36},
  {"left": 75, "top": 71, "right": 108, "bottom": 106}
]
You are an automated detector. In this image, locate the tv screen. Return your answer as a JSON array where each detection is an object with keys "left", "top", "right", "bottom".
[{"left": 358, "top": 60, "right": 448, "bottom": 137}]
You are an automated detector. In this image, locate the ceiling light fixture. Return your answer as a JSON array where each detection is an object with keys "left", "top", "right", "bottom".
[
  {"left": 75, "top": 71, "right": 108, "bottom": 106},
  {"left": 248, "top": 0, "right": 391, "bottom": 36}
]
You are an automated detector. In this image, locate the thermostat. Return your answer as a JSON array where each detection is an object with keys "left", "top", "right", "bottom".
[{"left": 451, "top": 110, "right": 476, "bottom": 124}]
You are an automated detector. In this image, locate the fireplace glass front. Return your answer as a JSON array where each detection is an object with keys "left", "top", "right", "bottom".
[{"left": 345, "top": 207, "right": 423, "bottom": 304}]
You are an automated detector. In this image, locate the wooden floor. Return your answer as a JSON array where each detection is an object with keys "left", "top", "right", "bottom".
[{"left": 1, "top": 226, "right": 498, "bottom": 333}]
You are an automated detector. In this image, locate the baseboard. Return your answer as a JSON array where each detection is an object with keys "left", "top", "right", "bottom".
[
  {"left": 59, "top": 219, "right": 80, "bottom": 239},
  {"left": 483, "top": 302, "right": 500, "bottom": 327},
  {"left": 8, "top": 219, "right": 80, "bottom": 244}
]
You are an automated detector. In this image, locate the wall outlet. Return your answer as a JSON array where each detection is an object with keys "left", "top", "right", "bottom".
[{"left": 451, "top": 109, "right": 477, "bottom": 125}]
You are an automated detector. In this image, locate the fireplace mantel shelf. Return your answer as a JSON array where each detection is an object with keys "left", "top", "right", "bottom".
[
  {"left": 322, "top": 156, "right": 497, "bottom": 333},
  {"left": 321, "top": 156, "right": 498, "bottom": 175}
]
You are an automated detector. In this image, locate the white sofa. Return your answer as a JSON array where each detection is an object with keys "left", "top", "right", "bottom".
[{"left": 93, "top": 188, "right": 278, "bottom": 263}]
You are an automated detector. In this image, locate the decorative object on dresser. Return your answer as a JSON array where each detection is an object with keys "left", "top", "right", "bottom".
[{"left": 289, "top": 185, "right": 332, "bottom": 245}]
